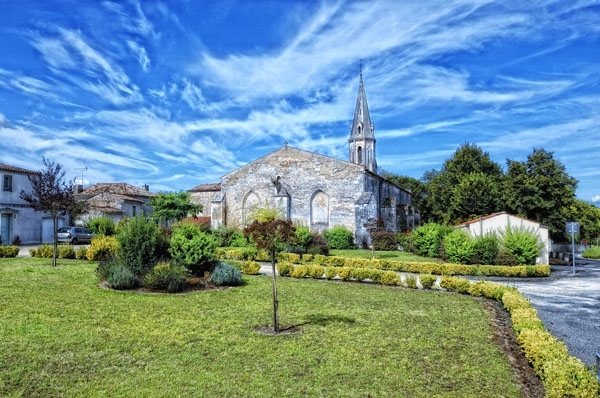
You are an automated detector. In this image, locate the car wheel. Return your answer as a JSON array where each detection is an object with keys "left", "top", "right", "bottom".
[{"left": 72, "top": 238, "right": 78, "bottom": 245}]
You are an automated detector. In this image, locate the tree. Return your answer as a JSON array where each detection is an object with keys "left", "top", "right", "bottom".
[
  {"left": 244, "top": 208, "right": 297, "bottom": 334},
  {"left": 504, "top": 148, "right": 578, "bottom": 240},
  {"left": 425, "top": 144, "right": 504, "bottom": 224},
  {"left": 20, "top": 157, "right": 83, "bottom": 266},
  {"left": 381, "top": 173, "right": 432, "bottom": 222},
  {"left": 562, "top": 199, "right": 600, "bottom": 242},
  {"left": 149, "top": 191, "right": 202, "bottom": 225}
]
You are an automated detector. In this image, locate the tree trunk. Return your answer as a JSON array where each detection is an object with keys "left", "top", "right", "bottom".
[
  {"left": 271, "top": 248, "right": 279, "bottom": 333},
  {"left": 52, "top": 213, "right": 58, "bottom": 267}
]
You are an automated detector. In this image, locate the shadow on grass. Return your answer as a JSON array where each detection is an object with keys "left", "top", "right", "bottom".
[{"left": 299, "top": 313, "right": 356, "bottom": 326}]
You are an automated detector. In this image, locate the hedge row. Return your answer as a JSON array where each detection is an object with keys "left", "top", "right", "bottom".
[
  {"left": 277, "top": 263, "right": 599, "bottom": 397},
  {"left": 0, "top": 245, "right": 20, "bottom": 258},
  {"left": 216, "top": 247, "right": 271, "bottom": 262},
  {"left": 274, "top": 253, "right": 551, "bottom": 278},
  {"left": 224, "top": 259, "right": 262, "bottom": 275},
  {"left": 29, "top": 244, "right": 79, "bottom": 259}
]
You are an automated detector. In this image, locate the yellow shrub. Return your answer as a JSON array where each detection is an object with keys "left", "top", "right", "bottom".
[
  {"left": 501, "top": 290, "right": 532, "bottom": 312},
  {"left": 86, "top": 236, "right": 117, "bottom": 261},
  {"left": 277, "top": 261, "right": 294, "bottom": 276},
  {"left": 381, "top": 271, "right": 400, "bottom": 285},
  {"left": 241, "top": 261, "right": 261, "bottom": 275},
  {"left": 290, "top": 264, "right": 308, "bottom": 278},
  {"left": 307, "top": 264, "right": 324, "bottom": 279}
]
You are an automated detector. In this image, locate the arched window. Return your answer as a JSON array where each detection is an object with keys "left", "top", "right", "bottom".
[
  {"left": 357, "top": 146, "right": 363, "bottom": 164},
  {"left": 310, "top": 190, "right": 329, "bottom": 232},
  {"left": 242, "top": 191, "right": 260, "bottom": 224},
  {"left": 358, "top": 125, "right": 362, "bottom": 135}
]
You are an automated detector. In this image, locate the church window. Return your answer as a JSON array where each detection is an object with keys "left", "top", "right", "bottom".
[
  {"left": 358, "top": 126, "right": 362, "bottom": 135},
  {"left": 310, "top": 190, "right": 329, "bottom": 231},
  {"left": 242, "top": 191, "right": 260, "bottom": 224},
  {"left": 357, "top": 146, "right": 363, "bottom": 164}
]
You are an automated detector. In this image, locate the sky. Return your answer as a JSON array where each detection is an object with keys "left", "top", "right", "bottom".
[{"left": 1, "top": 0, "right": 599, "bottom": 203}]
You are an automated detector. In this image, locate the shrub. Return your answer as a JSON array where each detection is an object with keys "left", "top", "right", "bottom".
[
  {"left": 31, "top": 244, "right": 53, "bottom": 258},
  {"left": 117, "top": 216, "right": 161, "bottom": 276},
  {"left": 494, "top": 251, "right": 520, "bottom": 266},
  {"left": 241, "top": 261, "right": 261, "bottom": 275},
  {"left": 229, "top": 229, "right": 250, "bottom": 247},
  {"left": 582, "top": 246, "right": 600, "bottom": 259},
  {"left": 76, "top": 247, "right": 88, "bottom": 260},
  {"left": 367, "top": 269, "right": 383, "bottom": 283},
  {"left": 307, "top": 233, "right": 329, "bottom": 256},
  {"left": 210, "top": 262, "right": 242, "bottom": 286},
  {"left": 95, "top": 256, "right": 119, "bottom": 281},
  {"left": 371, "top": 230, "right": 398, "bottom": 251},
  {"left": 442, "top": 230, "right": 474, "bottom": 264},
  {"left": 336, "top": 266, "right": 352, "bottom": 281},
  {"left": 324, "top": 226, "right": 355, "bottom": 250},
  {"left": 86, "top": 236, "right": 118, "bottom": 261},
  {"left": 396, "top": 231, "right": 414, "bottom": 252},
  {"left": 294, "top": 224, "right": 312, "bottom": 250},
  {"left": 107, "top": 263, "right": 138, "bottom": 290},
  {"left": 144, "top": 261, "right": 191, "bottom": 292},
  {"left": 468, "top": 280, "right": 512, "bottom": 301},
  {"left": 290, "top": 265, "right": 309, "bottom": 278},
  {"left": 350, "top": 267, "right": 371, "bottom": 281},
  {"left": 404, "top": 274, "right": 417, "bottom": 289},
  {"left": 325, "top": 266, "right": 338, "bottom": 279},
  {"left": 86, "top": 216, "right": 116, "bottom": 236},
  {"left": 307, "top": 264, "right": 324, "bottom": 279},
  {"left": 419, "top": 274, "right": 437, "bottom": 289},
  {"left": 499, "top": 225, "right": 543, "bottom": 265},
  {"left": 169, "top": 221, "right": 218, "bottom": 276},
  {"left": 412, "top": 222, "right": 452, "bottom": 258},
  {"left": 381, "top": 270, "right": 400, "bottom": 285},
  {"left": 277, "top": 261, "right": 294, "bottom": 276},
  {"left": 57, "top": 245, "right": 76, "bottom": 259},
  {"left": 473, "top": 234, "right": 499, "bottom": 265},
  {"left": 440, "top": 276, "right": 470, "bottom": 294},
  {"left": 0, "top": 245, "right": 19, "bottom": 257}
]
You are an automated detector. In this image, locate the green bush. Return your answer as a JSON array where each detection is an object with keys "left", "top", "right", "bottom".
[
  {"left": 381, "top": 270, "right": 400, "bottom": 285},
  {"left": 277, "top": 261, "right": 294, "bottom": 277},
  {"left": 307, "top": 264, "right": 324, "bottom": 279},
  {"left": 499, "top": 225, "right": 543, "bottom": 265},
  {"left": 294, "top": 224, "right": 312, "bottom": 250},
  {"left": 494, "top": 251, "right": 520, "bottom": 266},
  {"left": 396, "top": 231, "right": 414, "bottom": 253},
  {"left": 324, "top": 226, "right": 355, "bottom": 250},
  {"left": 0, "top": 245, "right": 19, "bottom": 257},
  {"left": 57, "top": 245, "right": 76, "bottom": 259},
  {"left": 419, "top": 274, "right": 437, "bottom": 289},
  {"left": 76, "top": 247, "right": 88, "bottom": 260},
  {"left": 107, "top": 263, "right": 139, "bottom": 290},
  {"left": 290, "top": 264, "right": 309, "bottom": 278},
  {"left": 144, "top": 261, "right": 191, "bottom": 292},
  {"left": 86, "top": 236, "right": 118, "bottom": 261},
  {"left": 404, "top": 274, "right": 417, "bottom": 289},
  {"left": 210, "top": 262, "right": 242, "bottom": 286},
  {"left": 371, "top": 230, "right": 398, "bottom": 251},
  {"left": 442, "top": 230, "right": 475, "bottom": 264},
  {"left": 582, "top": 246, "right": 600, "bottom": 259},
  {"left": 229, "top": 229, "right": 250, "bottom": 247},
  {"left": 473, "top": 234, "right": 499, "bottom": 265},
  {"left": 169, "top": 221, "right": 218, "bottom": 276},
  {"left": 86, "top": 216, "right": 116, "bottom": 236},
  {"left": 95, "top": 256, "right": 119, "bottom": 281},
  {"left": 307, "top": 233, "right": 329, "bottom": 256},
  {"left": 412, "top": 222, "right": 452, "bottom": 258},
  {"left": 468, "top": 280, "right": 512, "bottom": 301},
  {"left": 241, "top": 261, "right": 261, "bottom": 275},
  {"left": 117, "top": 216, "right": 161, "bottom": 276},
  {"left": 440, "top": 276, "right": 470, "bottom": 294}
]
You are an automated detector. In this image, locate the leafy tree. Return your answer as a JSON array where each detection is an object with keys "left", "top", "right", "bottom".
[
  {"left": 425, "top": 144, "right": 503, "bottom": 224},
  {"left": 382, "top": 173, "right": 432, "bottom": 222},
  {"left": 244, "top": 209, "right": 297, "bottom": 334},
  {"left": 169, "top": 221, "right": 218, "bottom": 276},
  {"left": 562, "top": 199, "right": 600, "bottom": 242},
  {"left": 20, "top": 157, "right": 86, "bottom": 266},
  {"left": 504, "top": 148, "right": 578, "bottom": 240},
  {"left": 149, "top": 191, "right": 202, "bottom": 225},
  {"left": 116, "top": 216, "right": 161, "bottom": 276}
]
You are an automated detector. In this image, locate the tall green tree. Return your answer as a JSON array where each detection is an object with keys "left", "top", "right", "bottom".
[
  {"left": 20, "top": 157, "right": 85, "bottom": 266},
  {"left": 244, "top": 208, "right": 296, "bottom": 334},
  {"left": 149, "top": 191, "right": 202, "bottom": 225},
  {"left": 504, "top": 148, "right": 577, "bottom": 240},
  {"left": 425, "top": 143, "right": 504, "bottom": 224},
  {"left": 381, "top": 173, "right": 432, "bottom": 222},
  {"left": 562, "top": 199, "right": 600, "bottom": 242}
]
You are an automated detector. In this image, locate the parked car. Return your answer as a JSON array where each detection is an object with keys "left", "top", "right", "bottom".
[{"left": 57, "top": 226, "right": 94, "bottom": 244}]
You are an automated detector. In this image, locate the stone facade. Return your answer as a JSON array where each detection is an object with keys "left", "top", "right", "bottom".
[
  {"left": 76, "top": 183, "right": 155, "bottom": 224},
  {"left": 189, "top": 75, "right": 418, "bottom": 245}
]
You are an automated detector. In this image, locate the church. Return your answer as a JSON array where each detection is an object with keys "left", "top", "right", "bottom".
[{"left": 189, "top": 75, "right": 418, "bottom": 246}]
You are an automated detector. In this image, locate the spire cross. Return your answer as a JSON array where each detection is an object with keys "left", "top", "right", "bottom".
[{"left": 359, "top": 59, "right": 363, "bottom": 78}]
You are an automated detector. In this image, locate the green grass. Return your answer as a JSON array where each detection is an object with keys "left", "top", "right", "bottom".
[
  {"left": 1, "top": 258, "right": 521, "bottom": 397},
  {"left": 330, "top": 248, "right": 441, "bottom": 263}
]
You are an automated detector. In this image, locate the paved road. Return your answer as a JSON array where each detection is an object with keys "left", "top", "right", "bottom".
[{"left": 507, "top": 260, "right": 600, "bottom": 368}]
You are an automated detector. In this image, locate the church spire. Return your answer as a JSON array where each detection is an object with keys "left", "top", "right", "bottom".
[{"left": 349, "top": 69, "right": 377, "bottom": 173}]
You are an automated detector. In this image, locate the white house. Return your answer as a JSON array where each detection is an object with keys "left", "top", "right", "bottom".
[{"left": 454, "top": 212, "right": 550, "bottom": 264}]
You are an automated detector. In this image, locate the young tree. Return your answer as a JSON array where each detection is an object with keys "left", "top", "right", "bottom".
[
  {"left": 243, "top": 207, "right": 297, "bottom": 334},
  {"left": 20, "top": 157, "right": 82, "bottom": 266},
  {"left": 149, "top": 191, "right": 202, "bottom": 225}
]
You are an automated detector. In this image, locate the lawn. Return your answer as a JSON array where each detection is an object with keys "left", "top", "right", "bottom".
[
  {"left": 0, "top": 258, "right": 522, "bottom": 397},
  {"left": 330, "top": 249, "right": 441, "bottom": 263}
]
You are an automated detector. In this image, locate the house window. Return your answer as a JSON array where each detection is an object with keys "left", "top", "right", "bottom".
[
  {"left": 132, "top": 206, "right": 137, "bottom": 217},
  {"left": 3, "top": 175, "right": 12, "bottom": 192}
]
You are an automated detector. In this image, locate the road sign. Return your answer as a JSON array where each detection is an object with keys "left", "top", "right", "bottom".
[
  {"left": 566, "top": 222, "right": 580, "bottom": 234},
  {"left": 582, "top": 239, "right": 587, "bottom": 245}
]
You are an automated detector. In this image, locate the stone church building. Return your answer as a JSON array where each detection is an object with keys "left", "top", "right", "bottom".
[{"left": 189, "top": 75, "right": 418, "bottom": 245}]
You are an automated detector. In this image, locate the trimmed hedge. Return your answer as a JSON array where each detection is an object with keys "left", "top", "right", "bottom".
[{"left": 0, "top": 245, "right": 20, "bottom": 258}]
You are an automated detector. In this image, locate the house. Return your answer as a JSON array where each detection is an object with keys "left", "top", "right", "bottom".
[
  {"left": 189, "top": 74, "right": 419, "bottom": 245},
  {"left": 0, "top": 163, "right": 62, "bottom": 244},
  {"left": 76, "top": 183, "right": 155, "bottom": 224},
  {"left": 454, "top": 212, "right": 550, "bottom": 264}
]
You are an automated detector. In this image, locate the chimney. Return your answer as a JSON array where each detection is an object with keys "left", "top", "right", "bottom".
[
  {"left": 143, "top": 184, "right": 149, "bottom": 191},
  {"left": 77, "top": 184, "right": 83, "bottom": 193}
]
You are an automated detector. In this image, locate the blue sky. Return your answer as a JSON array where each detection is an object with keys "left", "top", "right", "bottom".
[{"left": 1, "top": 0, "right": 599, "bottom": 202}]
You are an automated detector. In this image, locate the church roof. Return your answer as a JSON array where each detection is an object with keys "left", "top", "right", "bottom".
[
  {"left": 189, "top": 182, "right": 222, "bottom": 192},
  {"left": 350, "top": 73, "right": 374, "bottom": 139}
]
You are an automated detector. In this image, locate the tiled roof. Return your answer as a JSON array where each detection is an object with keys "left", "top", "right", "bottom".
[
  {"left": 455, "top": 212, "right": 547, "bottom": 228},
  {"left": 189, "top": 182, "right": 221, "bottom": 192},
  {"left": 0, "top": 163, "right": 39, "bottom": 174},
  {"left": 80, "top": 182, "right": 155, "bottom": 197}
]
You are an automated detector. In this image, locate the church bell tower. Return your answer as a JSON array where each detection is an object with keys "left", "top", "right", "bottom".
[{"left": 348, "top": 71, "right": 377, "bottom": 173}]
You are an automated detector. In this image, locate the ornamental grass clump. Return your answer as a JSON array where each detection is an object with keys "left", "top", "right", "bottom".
[{"left": 209, "top": 262, "right": 242, "bottom": 286}]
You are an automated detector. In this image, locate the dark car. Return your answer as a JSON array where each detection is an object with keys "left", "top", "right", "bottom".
[{"left": 57, "top": 226, "right": 94, "bottom": 244}]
